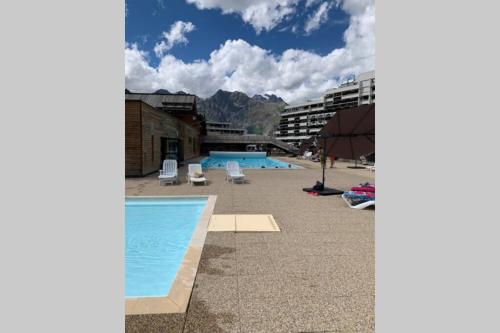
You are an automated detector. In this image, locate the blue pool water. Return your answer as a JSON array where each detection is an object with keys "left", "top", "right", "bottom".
[
  {"left": 201, "top": 152, "right": 300, "bottom": 169},
  {"left": 125, "top": 197, "right": 207, "bottom": 298}
]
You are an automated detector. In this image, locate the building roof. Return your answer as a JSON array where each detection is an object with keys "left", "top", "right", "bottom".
[
  {"left": 357, "top": 70, "right": 375, "bottom": 81},
  {"left": 207, "top": 127, "right": 245, "bottom": 132},
  {"left": 206, "top": 121, "right": 232, "bottom": 125},
  {"left": 125, "top": 93, "right": 196, "bottom": 106},
  {"left": 284, "top": 99, "right": 324, "bottom": 109},
  {"left": 324, "top": 70, "right": 375, "bottom": 95}
]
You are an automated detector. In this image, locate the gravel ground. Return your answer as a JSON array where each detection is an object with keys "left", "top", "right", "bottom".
[{"left": 126, "top": 158, "right": 375, "bottom": 333}]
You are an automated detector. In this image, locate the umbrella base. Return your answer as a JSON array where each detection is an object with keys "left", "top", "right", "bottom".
[{"left": 303, "top": 187, "right": 344, "bottom": 196}]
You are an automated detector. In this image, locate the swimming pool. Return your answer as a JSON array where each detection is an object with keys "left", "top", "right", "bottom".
[
  {"left": 125, "top": 197, "right": 208, "bottom": 298},
  {"left": 201, "top": 151, "right": 300, "bottom": 169}
]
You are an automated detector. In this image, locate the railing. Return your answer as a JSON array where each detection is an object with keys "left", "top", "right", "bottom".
[{"left": 203, "top": 134, "right": 298, "bottom": 153}]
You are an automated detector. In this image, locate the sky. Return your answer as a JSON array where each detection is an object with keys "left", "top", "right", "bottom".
[{"left": 125, "top": 0, "right": 375, "bottom": 104}]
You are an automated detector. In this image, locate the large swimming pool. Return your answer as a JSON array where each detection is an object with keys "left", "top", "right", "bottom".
[
  {"left": 201, "top": 151, "right": 300, "bottom": 169},
  {"left": 125, "top": 197, "right": 207, "bottom": 298}
]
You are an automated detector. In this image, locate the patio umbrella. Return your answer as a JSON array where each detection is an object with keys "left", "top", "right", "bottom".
[{"left": 303, "top": 104, "right": 375, "bottom": 195}]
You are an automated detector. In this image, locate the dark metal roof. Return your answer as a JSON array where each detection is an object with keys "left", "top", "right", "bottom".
[{"left": 125, "top": 93, "right": 196, "bottom": 107}]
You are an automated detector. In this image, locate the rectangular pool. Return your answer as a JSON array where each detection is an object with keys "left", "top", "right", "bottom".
[
  {"left": 201, "top": 151, "right": 301, "bottom": 169},
  {"left": 125, "top": 197, "right": 208, "bottom": 298}
]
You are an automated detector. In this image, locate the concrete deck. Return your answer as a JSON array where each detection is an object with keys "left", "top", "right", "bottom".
[{"left": 125, "top": 158, "right": 375, "bottom": 333}]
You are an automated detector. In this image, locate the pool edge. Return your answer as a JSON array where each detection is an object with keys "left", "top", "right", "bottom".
[
  {"left": 199, "top": 156, "right": 304, "bottom": 170},
  {"left": 125, "top": 195, "right": 217, "bottom": 315}
]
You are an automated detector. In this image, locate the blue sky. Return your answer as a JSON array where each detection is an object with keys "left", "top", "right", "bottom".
[
  {"left": 125, "top": 0, "right": 375, "bottom": 103},
  {"left": 126, "top": 0, "right": 349, "bottom": 66}
]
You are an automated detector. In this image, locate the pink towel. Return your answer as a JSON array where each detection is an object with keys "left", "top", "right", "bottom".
[
  {"left": 351, "top": 191, "right": 375, "bottom": 198},
  {"left": 351, "top": 186, "right": 375, "bottom": 193}
]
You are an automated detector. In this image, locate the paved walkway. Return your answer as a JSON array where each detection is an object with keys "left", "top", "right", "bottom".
[{"left": 126, "top": 158, "right": 375, "bottom": 333}]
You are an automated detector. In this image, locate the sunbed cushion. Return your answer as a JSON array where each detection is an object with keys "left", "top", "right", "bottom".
[
  {"left": 229, "top": 172, "right": 244, "bottom": 177},
  {"left": 190, "top": 176, "right": 206, "bottom": 182},
  {"left": 159, "top": 174, "right": 176, "bottom": 178}
]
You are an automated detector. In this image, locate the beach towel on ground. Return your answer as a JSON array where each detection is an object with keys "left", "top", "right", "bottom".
[
  {"left": 351, "top": 182, "right": 375, "bottom": 193},
  {"left": 351, "top": 186, "right": 375, "bottom": 192},
  {"left": 343, "top": 191, "right": 375, "bottom": 206}
]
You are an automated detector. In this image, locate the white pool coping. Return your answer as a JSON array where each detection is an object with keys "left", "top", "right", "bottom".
[{"left": 125, "top": 195, "right": 217, "bottom": 315}]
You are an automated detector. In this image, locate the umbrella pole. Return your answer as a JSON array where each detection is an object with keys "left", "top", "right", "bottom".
[
  {"left": 315, "top": 135, "right": 342, "bottom": 195},
  {"left": 322, "top": 136, "right": 326, "bottom": 186},
  {"left": 301, "top": 134, "right": 342, "bottom": 195}
]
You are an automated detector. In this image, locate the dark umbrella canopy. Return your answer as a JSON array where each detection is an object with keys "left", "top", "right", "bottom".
[
  {"left": 318, "top": 104, "right": 375, "bottom": 159},
  {"left": 302, "top": 104, "right": 375, "bottom": 195}
]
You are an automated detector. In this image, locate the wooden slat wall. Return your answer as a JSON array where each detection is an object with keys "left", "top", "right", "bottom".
[
  {"left": 125, "top": 101, "right": 142, "bottom": 176},
  {"left": 141, "top": 103, "right": 181, "bottom": 175},
  {"left": 182, "top": 125, "right": 200, "bottom": 161},
  {"left": 126, "top": 100, "right": 202, "bottom": 176}
]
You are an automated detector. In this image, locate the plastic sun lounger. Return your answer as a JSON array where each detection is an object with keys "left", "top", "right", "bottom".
[
  {"left": 158, "top": 159, "right": 178, "bottom": 185},
  {"left": 297, "top": 151, "right": 312, "bottom": 160},
  {"left": 187, "top": 164, "right": 207, "bottom": 185},
  {"left": 226, "top": 161, "right": 246, "bottom": 184},
  {"left": 341, "top": 193, "right": 375, "bottom": 209}
]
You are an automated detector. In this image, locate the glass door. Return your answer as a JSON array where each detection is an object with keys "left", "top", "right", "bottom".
[{"left": 160, "top": 137, "right": 180, "bottom": 166}]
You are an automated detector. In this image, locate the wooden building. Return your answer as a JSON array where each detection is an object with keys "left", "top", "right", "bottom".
[{"left": 125, "top": 92, "right": 205, "bottom": 177}]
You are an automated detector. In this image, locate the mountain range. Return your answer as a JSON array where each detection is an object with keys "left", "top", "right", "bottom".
[{"left": 150, "top": 89, "right": 287, "bottom": 135}]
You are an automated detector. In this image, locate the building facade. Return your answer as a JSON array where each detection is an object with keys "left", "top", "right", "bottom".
[
  {"left": 274, "top": 70, "right": 375, "bottom": 147},
  {"left": 323, "top": 70, "right": 375, "bottom": 111},
  {"left": 125, "top": 92, "right": 205, "bottom": 177},
  {"left": 206, "top": 121, "right": 246, "bottom": 135},
  {"left": 274, "top": 99, "right": 332, "bottom": 148}
]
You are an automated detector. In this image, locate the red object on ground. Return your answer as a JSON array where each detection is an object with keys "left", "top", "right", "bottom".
[
  {"left": 351, "top": 186, "right": 375, "bottom": 193},
  {"left": 351, "top": 191, "right": 375, "bottom": 198}
]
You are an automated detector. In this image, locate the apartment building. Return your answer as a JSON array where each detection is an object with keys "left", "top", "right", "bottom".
[
  {"left": 274, "top": 70, "right": 375, "bottom": 147},
  {"left": 274, "top": 99, "right": 332, "bottom": 147},
  {"left": 324, "top": 70, "right": 375, "bottom": 111},
  {"left": 206, "top": 121, "right": 246, "bottom": 135}
]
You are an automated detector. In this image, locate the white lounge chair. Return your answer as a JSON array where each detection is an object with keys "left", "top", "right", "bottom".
[
  {"left": 187, "top": 164, "right": 207, "bottom": 185},
  {"left": 341, "top": 193, "right": 375, "bottom": 209},
  {"left": 298, "top": 151, "right": 313, "bottom": 160},
  {"left": 158, "top": 159, "right": 178, "bottom": 185},
  {"left": 225, "top": 161, "right": 246, "bottom": 183},
  {"left": 367, "top": 164, "right": 375, "bottom": 172}
]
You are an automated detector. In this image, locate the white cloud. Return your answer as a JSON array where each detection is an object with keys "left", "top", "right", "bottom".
[
  {"left": 126, "top": 0, "right": 375, "bottom": 104},
  {"left": 304, "top": 1, "right": 333, "bottom": 34},
  {"left": 153, "top": 21, "right": 196, "bottom": 57},
  {"left": 185, "top": 0, "right": 300, "bottom": 33},
  {"left": 305, "top": 0, "right": 322, "bottom": 7},
  {"left": 139, "top": 34, "right": 149, "bottom": 45},
  {"left": 157, "top": 0, "right": 166, "bottom": 9}
]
